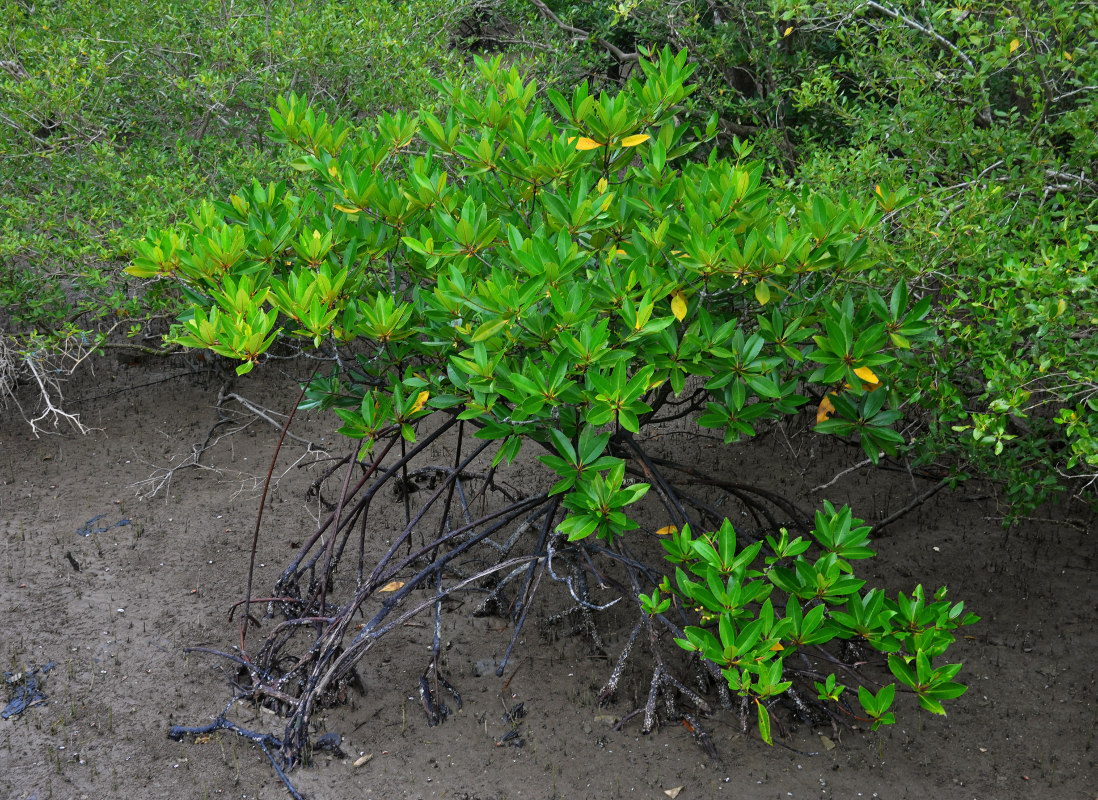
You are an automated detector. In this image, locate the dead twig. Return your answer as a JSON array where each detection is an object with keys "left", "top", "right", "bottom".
[{"left": 870, "top": 477, "right": 950, "bottom": 535}]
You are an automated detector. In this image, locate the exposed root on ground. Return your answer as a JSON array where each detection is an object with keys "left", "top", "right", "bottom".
[
  {"left": 1, "top": 338, "right": 98, "bottom": 436},
  {"left": 171, "top": 416, "right": 896, "bottom": 794}
]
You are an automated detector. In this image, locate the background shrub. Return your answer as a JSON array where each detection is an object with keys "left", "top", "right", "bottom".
[{"left": 0, "top": 0, "right": 477, "bottom": 394}]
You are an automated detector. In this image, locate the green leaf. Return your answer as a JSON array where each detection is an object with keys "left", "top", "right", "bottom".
[
  {"left": 756, "top": 701, "right": 772, "bottom": 745},
  {"left": 471, "top": 317, "right": 509, "bottom": 342},
  {"left": 917, "top": 695, "right": 947, "bottom": 716},
  {"left": 888, "top": 654, "right": 917, "bottom": 689}
]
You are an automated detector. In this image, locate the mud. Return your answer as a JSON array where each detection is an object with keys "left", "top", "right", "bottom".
[{"left": 1, "top": 362, "right": 1094, "bottom": 799}]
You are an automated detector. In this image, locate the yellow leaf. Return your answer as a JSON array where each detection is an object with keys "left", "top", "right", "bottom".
[
  {"left": 597, "top": 177, "right": 608, "bottom": 194},
  {"left": 755, "top": 280, "right": 771, "bottom": 305},
  {"left": 312, "top": 230, "right": 321, "bottom": 240},
  {"left": 817, "top": 394, "right": 836, "bottom": 424},
  {"left": 574, "top": 137, "right": 604, "bottom": 151},
  {"left": 328, "top": 165, "right": 339, "bottom": 178},
  {"left": 1009, "top": 38, "right": 1020, "bottom": 53},
  {"left": 874, "top": 184, "right": 883, "bottom": 197},
  {"left": 619, "top": 133, "right": 650, "bottom": 148},
  {"left": 1064, "top": 51, "right": 1072, "bottom": 60},
  {"left": 853, "top": 366, "right": 879, "bottom": 385},
  {"left": 784, "top": 26, "right": 793, "bottom": 37},
  {"left": 410, "top": 390, "right": 430, "bottom": 413},
  {"left": 379, "top": 580, "right": 405, "bottom": 593},
  {"left": 670, "top": 290, "right": 687, "bottom": 322},
  {"left": 770, "top": 642, "right": 784, "bottom": 651},
  {"left": 334, "top": 204, "right": 361, "bottom": 215},
  {"left": 655, "top": 525, "right": 678, "bottom": 536}
]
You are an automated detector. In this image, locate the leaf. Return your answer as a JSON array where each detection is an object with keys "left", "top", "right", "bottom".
[
  {"left": 655, "top": 525, "right": 678, "bottom": 536},
  {"left": 853, "top": 366, "right": 879, "bottom": 385},
  {"left": 889, "top": 332, "right": 911, "bottom": 349},
  {"left": 876, "top": 682, "right": 896, "bottom": 710},
  {"left": 816, "top": 394, "right": 836, "bottom": 423},
  {"left": 756, "top": 701, "right": 772, "bottom": 745},
  {"left": 917, "top": 695, "right": 947, "bottom": 715},
  {"left": 755, "top": 280, "right": 771, "bottom": 305},
  {"left": 783, "top": 26, "right": 793, "bottom": 37},
  {"left": 857, "top": 684, "right": 875, "bottom": 713},
  {"left": 334, "top": 204, "right": 361, "bottom": 215},
  {"left": 670, "top": 290, "right": 687, "bottom": 321},
  {"left": 572, "top": 136, "right": 604, "bottom": 151},
  {"left": 620, "top": 133, "right": 651, "bottom": 147},
  {"left": 471, "top": 317, "right": 509, "bottom": 341},
  {"left": 888, "top": 653, "right": 917, "bottom": 688},
  {"left": 378, "top": 580, "right": 405, "bottom": 592},
  {"left": 746, "top": 375, "right": 781, "bottom": 398},
  {"left": 1009, "top": 38, "right": 1020, "bottom": 53},
  {"left": 410, "top": 390, "right": 429, "bottom": 414},
  {"left": 664, "top": 788, "right": 684, "bottom": 799}
]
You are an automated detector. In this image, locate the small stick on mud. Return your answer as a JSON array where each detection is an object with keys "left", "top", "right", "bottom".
[{"left": 871, "top": 477, "right": 950, "bottom": 536}]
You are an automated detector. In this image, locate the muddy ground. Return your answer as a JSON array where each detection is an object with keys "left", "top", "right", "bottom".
[{"left": 1, "top": 361, "right": 1095, "bottom": 800}]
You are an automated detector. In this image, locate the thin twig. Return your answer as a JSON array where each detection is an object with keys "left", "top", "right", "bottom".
[
  {"left": 870, "top": 477, "right": 950, "bottom": 536},
  {"left": 525, "top": 0, "right": 639, "bottom": 64},
  {"left": 242, "top": 370, "right": 316, "bottom": 645},
  {"left": 859, "top": 0, "right": 991, "bottom": 126},
  {"left": 811, "top": 458, "right": 873, "bottom": 493}
]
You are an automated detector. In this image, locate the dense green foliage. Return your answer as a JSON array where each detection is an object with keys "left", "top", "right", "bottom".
[
  {"left": 525, "top": 0, "right": 1097, "bottom": 512},
  {"left": 4, "top": 0, "right": 1093, "bottom": 513},
  {"left": 665, "top": 506, "right": 976, "bottom": 739}
]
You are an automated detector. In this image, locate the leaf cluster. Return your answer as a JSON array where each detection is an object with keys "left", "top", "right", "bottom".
[
  {"left": 520, "top": 0, "right": 1098, "bottom": 511},
  {"left": 657, "top": 504, "right": 977, "bottom": 742},
  {"left": 133, "top": 50, "right": 929, "bottom": 541}
]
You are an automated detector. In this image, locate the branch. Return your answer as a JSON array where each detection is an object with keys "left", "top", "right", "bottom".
[
  {"left": 224, "top": 392, "right": 323, "bottom": 450},
  {"left": 811, "top": 458, "right": 873, "bottom": 493},
  {"left": 870, "top": 477, "right": 949, "bottom": 536},
  {"left": 90, "top": 341, "right": 183, "bottom": 357},
  {"left": 525, "top": 0, "right": 639, "bottom": 64},
  {"left": 859, "top": 0, "right": 992, "bottom": 128}
]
